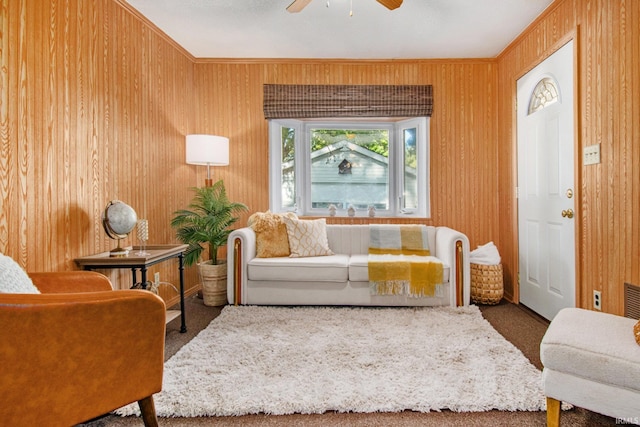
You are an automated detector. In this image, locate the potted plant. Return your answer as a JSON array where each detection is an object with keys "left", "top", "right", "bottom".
[{"left": 171, "top": 180, "right": 248, "bottom": 306}]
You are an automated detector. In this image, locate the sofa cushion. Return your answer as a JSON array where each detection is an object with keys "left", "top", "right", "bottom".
[
  {"left": 0, "top": 253, "right": 40, "bottom": 294},
  {"left": 283, "top": 217, "right": 333, "bottom": 258},
  {"left": 248, "top": 211, "right": 297, "bottom": 258},
  {"left": 348, "top": 254, "right": 451, "bottom": 283},
  {"left": 349, "top": 255, "right": 370, "bottom": 282},
  {"left": 248, "top": 254, "right": 349, "bottom": 282}
]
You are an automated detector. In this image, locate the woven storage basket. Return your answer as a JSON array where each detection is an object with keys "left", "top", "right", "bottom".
[{"left": 470, "top": 263, "right": 503, "bottom": 305}]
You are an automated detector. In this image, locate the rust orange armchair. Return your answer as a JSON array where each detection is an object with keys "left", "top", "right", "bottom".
[{"left": 0, "top": 271, "right": 166, "bottom": 427}]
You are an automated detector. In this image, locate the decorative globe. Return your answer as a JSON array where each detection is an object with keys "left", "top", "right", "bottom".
[{"left": 102, "top": 200, "right": 137, "bottom": 256}]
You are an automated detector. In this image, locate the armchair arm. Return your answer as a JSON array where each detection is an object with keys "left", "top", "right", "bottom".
[
  {"left": 227, "top": 227, "right": 257, "bottom": 305},
  {"left": 0, "top": 290, "right": 166, "bottom": 427},
  {"left": 435, "top": 226, "right": 471, "bottom": 306},
  {"left": 29, "top": 271, "right": 113, "bottom": 293}
]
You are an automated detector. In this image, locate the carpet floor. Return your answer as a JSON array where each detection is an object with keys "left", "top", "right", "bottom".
[
  {"left": 116, "top": 305, "right": 546, "bottom": 417},
  {"left": 82, "top": 296, "right": 619, "bottom": 426}
]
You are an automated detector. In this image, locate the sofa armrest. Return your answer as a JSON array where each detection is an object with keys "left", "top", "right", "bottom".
[
  {"left": 435, "top": 226, "right": 471, "bottom": 306},
  {"left": 0, "top": 289, "right": 166, "bottom": 426},
  {"left": 227, "top": 227, "right": 257, "bottom": 305},
  {"left": 29, "top": 271, "right": 113, "bottom": 293}
]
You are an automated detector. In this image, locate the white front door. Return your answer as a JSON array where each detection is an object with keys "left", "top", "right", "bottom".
[{"left": 517, "top": 40, "right": 576, "bottom": 321}]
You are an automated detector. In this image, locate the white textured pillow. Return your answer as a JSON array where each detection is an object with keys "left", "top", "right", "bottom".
[
  {"left": 282, "top": 217, "right": 333, "bottom": 258},
  {"left": 0, "top": 253, "right": 40, "bottom": 294}
]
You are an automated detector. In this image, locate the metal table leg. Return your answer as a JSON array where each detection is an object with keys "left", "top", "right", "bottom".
[{"left": 178, "top": 253, "right": 187, "bottom": 333}]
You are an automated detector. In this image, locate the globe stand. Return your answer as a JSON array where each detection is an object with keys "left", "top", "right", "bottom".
[{"left": 110, "top": 238, "right": 129, "bottom": 257}]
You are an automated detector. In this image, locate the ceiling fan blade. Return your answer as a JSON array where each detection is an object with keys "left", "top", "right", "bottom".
[
  {"left": 376, "top": 0, "right": 403, "bottom": 10},
  {"left": 287, "top": 0, "right": 313, "bottom": 13}
]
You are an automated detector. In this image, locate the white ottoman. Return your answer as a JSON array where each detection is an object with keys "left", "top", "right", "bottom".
[{"left": 540, "top": 308, "right": 640, "bottom": 426}]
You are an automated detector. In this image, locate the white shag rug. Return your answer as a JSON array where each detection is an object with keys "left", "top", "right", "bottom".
[{"left": 117, "top": 305, "right": 546, "bottom": 417}]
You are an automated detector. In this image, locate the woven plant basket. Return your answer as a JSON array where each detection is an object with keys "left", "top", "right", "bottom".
[
  {"left": 470, "top": 263, "right": 503, "bottom": 305},
  {"left": 198, "top": 260, "right": 227, "bottom": 306}
]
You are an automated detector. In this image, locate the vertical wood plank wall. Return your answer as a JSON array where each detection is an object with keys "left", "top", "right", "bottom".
[
  {"left": 2, "top": 0, "right": 637, "bottom": 316},
  {"left": 497, "top": 0, "right": 640, "bottom": 314},
  {"left": 0, "top": 0, "right": 200, "bottom": 302},
  {"left": 1, "top": 0, "right": 501, "bottom": 303},
  {"left": 193, "top": 59, "right": 499, "bottom": 242}
]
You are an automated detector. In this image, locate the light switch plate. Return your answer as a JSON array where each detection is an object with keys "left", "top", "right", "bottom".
[{"left": 584, "top": 144, "right": 601, "bottom": 165}]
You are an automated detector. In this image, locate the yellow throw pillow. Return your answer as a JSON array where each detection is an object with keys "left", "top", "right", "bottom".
[
  {"left": 282, "top": 217, "right": 333, "bottom": 258},
  {"left": 248, "top": 211, "right": 297, "bottom": 258},
  {"left": 635, "top": 320, "right": 640, "bottom": 346}
]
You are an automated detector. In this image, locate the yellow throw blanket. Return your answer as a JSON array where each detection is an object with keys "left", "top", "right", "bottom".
[
  {"left": 368, "top": 225, "right": 443, "bottom": 297},
  {"left": 369, "top": 224, "right": 431, "bottom": 256}
]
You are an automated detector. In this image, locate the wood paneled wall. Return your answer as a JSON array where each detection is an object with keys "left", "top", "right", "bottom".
[
  {"left": 497, "top": 0, "right": 640, "bottom": 315},
  {"left": 1, "top": 0, "right": 501, "bottom": 303},
  {"left": 0, "top": 0, "right": 201, "bottom": 302},
  {"left": 3, "top": 0, "right": 636, "bottom": 316},
  {"left": 194, "top": 59, "right": 500, "bottom": 247}
]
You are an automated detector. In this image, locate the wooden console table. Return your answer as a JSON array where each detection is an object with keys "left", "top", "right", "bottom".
[{"left": 75, "top": 244, "right": 189, "bottom": 333}]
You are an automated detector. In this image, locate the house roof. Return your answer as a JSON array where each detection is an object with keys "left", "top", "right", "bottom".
[{"left": 123, "top": 0, "right": 554, "bottom": 59}]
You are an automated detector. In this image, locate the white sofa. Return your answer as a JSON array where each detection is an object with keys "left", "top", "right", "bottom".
[{"left": 227, "top": 224, "right": 470, "bottom": 307}]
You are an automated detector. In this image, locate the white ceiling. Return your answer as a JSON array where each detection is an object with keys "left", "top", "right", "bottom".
[{"left": 124, "top": 0, "right": 554, "bottom": 59}]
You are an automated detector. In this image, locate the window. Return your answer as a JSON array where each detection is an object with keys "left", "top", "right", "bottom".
[
  {"left": 528, "top": 77, "right": 559, "bottom": 114},
  {"left": 269, "top": 117, "right": 430, "bottom": 218}
]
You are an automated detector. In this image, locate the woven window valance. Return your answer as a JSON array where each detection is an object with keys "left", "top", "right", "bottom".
[{"left": 263, "top": 84, "right": 433, "bottom": 119}]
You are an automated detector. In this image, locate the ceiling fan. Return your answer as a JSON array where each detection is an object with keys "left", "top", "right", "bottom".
[{"left": 287, "top": 0, "right": 403, "bottom": 13}]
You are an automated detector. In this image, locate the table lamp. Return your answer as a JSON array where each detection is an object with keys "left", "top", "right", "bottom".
[{"left": 186, "top": 134, "right": 229, "bottom": 187}]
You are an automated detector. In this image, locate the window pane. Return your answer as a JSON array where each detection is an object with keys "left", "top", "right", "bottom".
[
  {"left": 269, "top": 117, "right": 429, "bottom": 218},
  {"left": 528, "top": 77, "right": 559, "bottom": 115},
  {"left": 309, "top": 129, "right": 389, "bottom": 210},
  {"left": 281, "top": 126, "right": 296, "bottom": 209},
  {"left": 403, "top": 127, "right": 417, "bottom": 210}
]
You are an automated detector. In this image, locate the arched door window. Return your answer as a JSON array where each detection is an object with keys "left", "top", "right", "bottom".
[{"left": 528, "top": 77, "right": 559, "bottom": 115}]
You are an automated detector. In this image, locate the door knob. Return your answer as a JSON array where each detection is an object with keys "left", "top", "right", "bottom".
[{"left": 561, "top": 209, "right": 574, "bottom": 219}]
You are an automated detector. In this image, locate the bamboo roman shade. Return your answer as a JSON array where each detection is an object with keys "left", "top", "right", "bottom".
[{"left": 263, "top": 84, "right": 433, "bottom": 119}]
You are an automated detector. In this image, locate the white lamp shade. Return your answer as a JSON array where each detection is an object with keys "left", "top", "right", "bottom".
[{"left": 185, "top": 134, "right": 229, "bottom": 166}]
